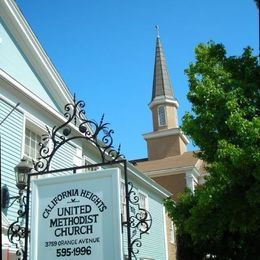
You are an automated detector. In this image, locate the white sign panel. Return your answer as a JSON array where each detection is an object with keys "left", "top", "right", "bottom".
[{"left": 30, "top": 168, "right": 123, "bottom": 260}]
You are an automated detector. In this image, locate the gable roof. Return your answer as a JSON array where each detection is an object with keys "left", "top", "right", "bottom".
[
  {"left": 0, "top": 17, "right": 59, "bottom": 109},
  {"left": 0, "top": 0, "right": 72, "bottom": 111}
]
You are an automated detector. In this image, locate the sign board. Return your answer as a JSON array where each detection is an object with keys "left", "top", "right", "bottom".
[{"left": 30, "top": 168, "right": 123, "bottom": 260}]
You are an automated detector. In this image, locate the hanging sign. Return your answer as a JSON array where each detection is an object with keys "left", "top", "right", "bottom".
[{"left": 30, "top": 168, "right": 123, "bottom": 260}]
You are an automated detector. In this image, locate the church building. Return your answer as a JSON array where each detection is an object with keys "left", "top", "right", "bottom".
[{"left": 134, "top": 31, "right": 206, "bottom": 259}]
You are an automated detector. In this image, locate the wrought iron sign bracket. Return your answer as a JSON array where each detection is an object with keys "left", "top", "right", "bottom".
[{"left": 6, "top": 95, "right": 152, "bottom": 260}]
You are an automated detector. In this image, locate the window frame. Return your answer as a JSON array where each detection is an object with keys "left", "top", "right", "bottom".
[
  {"left": 138, "top": 190, "right": 149, "bottom": 211},
  {"left": 24, "top": 127, "right": 41, "bottom": 161},
  {"left": 23, "top": 120, "right": 47, "bottom": 179},
  {"left": 82, "top": 155, "right": 101, "bottom": 172},
  {"left": 138, "top": 190, "right": 149, "bottom": 232},
  {"left": 157, "top": 105, "right": 167, "bottom": 127}
]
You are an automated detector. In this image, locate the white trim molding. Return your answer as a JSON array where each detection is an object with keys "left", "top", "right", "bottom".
[
  {"left": 163, "top": 207, "right": 169, "bottom": 260},
  {"left": 149, "top": 95, "right": 179, "bottom": 109},
  {"left": 143, "top": 164, "right": 200, "bottom": 179},
  {"left": 143, "top": 127, "right": 189, "bottom": 144}
]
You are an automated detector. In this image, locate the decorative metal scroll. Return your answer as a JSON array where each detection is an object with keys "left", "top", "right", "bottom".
[
  {"left": 7, "top": 193, "right": 27, "bottom": 260},
  {"left": 127, "top": 182, "right": 152, "bottom": 259},
  {"left": 34, "top": 94, "right": 123, "bottom": 173}
]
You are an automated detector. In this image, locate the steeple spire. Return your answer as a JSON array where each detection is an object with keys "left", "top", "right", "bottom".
[
  {"left": 149, "top": 30, "right": 179, "bottom": 131},
  {"left": 151, "top": 30, "right": 174, "bottom": 102},
  {"left": 143, "top": 29, "right": 188, "bottom": 160}
]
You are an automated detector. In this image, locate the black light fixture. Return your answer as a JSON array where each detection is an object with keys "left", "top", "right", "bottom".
[
  {"left": 1, "top": 157, "right": 33, "bottom": 209},
  {"left": 14, "top": 157, "right": 33, "bottom": 191}
]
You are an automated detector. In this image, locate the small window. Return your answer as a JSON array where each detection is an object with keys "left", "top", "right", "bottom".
[
  {"left": 138, "top": 191, "right": 149, "bottom": 231},
  {"left": 158, "top": 105, "right": 166, "bottom": 126},
  {"left": 82, "top": 156, "right": 100, "bottom": 172},
  {"left": 24, "top": 128, "right": 41, "bottom": 161},
  {"left": 139, "top": 192, "right": 148, "bottom": 210}
]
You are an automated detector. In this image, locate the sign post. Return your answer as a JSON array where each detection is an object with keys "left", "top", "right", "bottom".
[{"left": 30, "top": 168, "right": 123, "bottom": 260}]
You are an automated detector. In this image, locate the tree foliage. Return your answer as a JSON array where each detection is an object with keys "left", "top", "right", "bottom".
[{"left": 165, "top": 42, "right": 260, "bottom": 259}]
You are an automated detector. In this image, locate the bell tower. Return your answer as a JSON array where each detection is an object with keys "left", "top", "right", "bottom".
[{"left": 144, "top": 29, "right": 188, "bottom": 160}]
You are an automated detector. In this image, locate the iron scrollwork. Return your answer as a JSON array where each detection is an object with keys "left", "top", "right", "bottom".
[
  {"left": 7, "top": 192, "right": 27, "bottom": 260},
  {"left": 5, "top": 95, "right": 153, "bottom": 260},
  {"left": 34, "top": 94, "right": 123, "bottom": 174},
  {"left": 127, "top": 182, "right": 152, "bottom": 259}
]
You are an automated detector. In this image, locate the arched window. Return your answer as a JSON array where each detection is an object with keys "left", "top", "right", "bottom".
[{"left": 158, "top": 105, "right": 166, "bottom": 126}]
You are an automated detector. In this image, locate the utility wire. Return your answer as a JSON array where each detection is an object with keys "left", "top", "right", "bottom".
[{"left": 0, "top": 102, "right": 20, "bottom": 126}]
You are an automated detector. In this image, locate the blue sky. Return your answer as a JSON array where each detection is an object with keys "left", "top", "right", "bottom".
[{"left": 16, "top": 0, "right": 259, "bottom": 160}]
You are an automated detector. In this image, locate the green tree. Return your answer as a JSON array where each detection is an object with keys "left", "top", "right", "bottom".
[{"left": 165, "top": 42, "right": 260, "bottom": 259}]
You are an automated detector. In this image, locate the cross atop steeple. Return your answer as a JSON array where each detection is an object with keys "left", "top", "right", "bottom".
[{"left": 155, "top": 25, "right": 160, "bottom": 38}]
